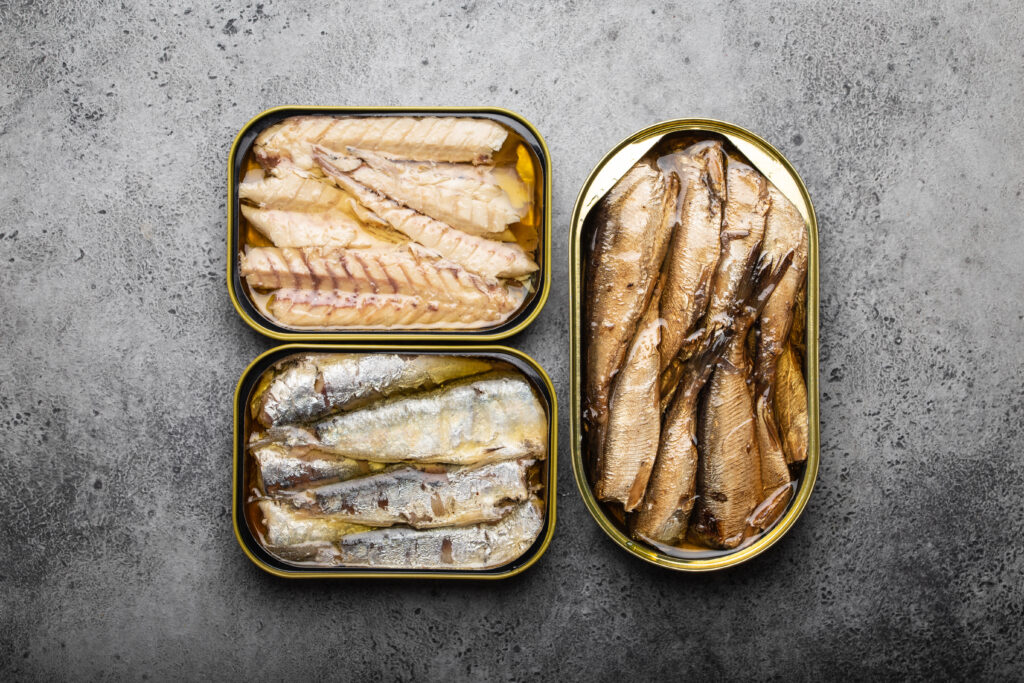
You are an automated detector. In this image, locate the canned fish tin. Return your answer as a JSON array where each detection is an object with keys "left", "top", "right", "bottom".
[
  {"left": 227, "top": 106, "right": 551, "bottom": 340},
  {"left": 233, "top": 344, "right": 557, "bottom": 579},
  {"left": 569, "top": 119, "right": 819, "bottom": 571}
]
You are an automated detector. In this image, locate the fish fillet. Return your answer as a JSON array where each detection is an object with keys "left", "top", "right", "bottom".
[
  {"left": 658, "top": 141, "right": 725, "bottom": 371},
  {"left": 239, "top": 171, "right": 398, "bottom": 248},
  {"left": 316, "top": 150, "right": 538, "bottom": 279},
  {"left": 335, "top": 497, "right": 545, "bottom": 570},
  {"left": 584, "top": 161, "right": 675, "bottom": 446},
  {"left": 252, "top": 443, "right": 387, "bottom": 492},
  {"left": 254, "top": 116, "right": 509, "bottom": 174},
  {"left": 261, "top": 373, "right": 547, "bottom": 465},
  {"left": 594, "top": 276, "right": 664, "bottom": 511},
  {"left": 775, "top": 344, "right": 809, "bottom": 465},
  {"left": 240, "top": 245, "right": 525, "bottom": 318},
  {"left": 259, "top": 500, "right": 371, "bottom": 547},
  {"left": 345, "top": 147, "right": 527, "bottom": 235},
  {"left": 282, "top": 459, "right": 534, "bottom": 529},
  {"left": 252, "top": 352, "right": 493, "bottom": 427},
  {"left": 266, "top": 286, "right": 524, "bottom": 330}
]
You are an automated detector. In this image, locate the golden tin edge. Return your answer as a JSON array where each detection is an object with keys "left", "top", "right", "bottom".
[
  {"left": 231, "top": 343, "right": 558, "bottom": 579},
  {"left": 225, "top": 105, "right": 552, "bottom": 342},
  {"left": 568, "top": 118, "right": 820, "bottom": 571}
]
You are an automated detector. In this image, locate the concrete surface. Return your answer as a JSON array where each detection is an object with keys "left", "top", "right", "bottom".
[{"left": 1, "top": 0, "right": 1022, "bottom": 679}]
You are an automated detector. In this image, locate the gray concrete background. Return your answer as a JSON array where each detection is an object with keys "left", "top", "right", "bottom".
[{"left": 1, "top": 0, "right": 1022, "bottom": 679}]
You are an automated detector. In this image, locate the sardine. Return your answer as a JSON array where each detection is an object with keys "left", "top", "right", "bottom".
[
  {"left": 316, "top": 150, "right": 538, "bottom": 279},
  {"left": 254, "top": 116, "right": 509, "bottom": 174},
  {"left": 240, "top": 245, "right": 526, "bottom": 321},
  {"left": 594, "top": 276, "right": 664, "bottom": 510},
  {"left": 751, "top": 186, "right": 809, "bottom": 526},
  {"left": 631, "top": 332, "right": 727, "bottom": 544},
  {"left": 239, "top": 171, "right": 398, "bottom": 248},
  {"left": 259, "top": 500, "right": 371, "bottom": 547},
  {"left": 658, "top": 141, "right": 725, "bottom": 371},
  {"left": 334, "top": 497, "right": 545, "bottom": 570},
  {"left": 584, "top": 160, "right": 675, "bottom": 444},
  {"left": 265, "top": 286, "right": 525, "bottom": 330},
  {"left": 775, "top": 343, "right": 809, "bottom": 465},
  {"left": 252, "top": 353, "right": 491, "bottom": 428},
  {"left": 282, "top": 459, "right": 534, "bottom": 528},
  {"left": 345, "top": 147, "right": 527, "bottom": 235},
  {"left": 252, "top": 443, "right": 387, "bottom": 492},
  {"left": 690, "top": 337, "right": 762, "bottom": 549},
  {"left": 260, "top": 373, "right": 547, "bottom": 465}
]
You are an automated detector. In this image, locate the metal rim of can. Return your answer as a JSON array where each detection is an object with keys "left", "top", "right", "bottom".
[
  {"left": 225, "top": 105, "right": 552, "bottom": 341},
  {"left": 568, "top": 118, "right": 820, "bottom": 571},
  {"left": 232, "top": 343, "right": 559, "bottom": 579}
]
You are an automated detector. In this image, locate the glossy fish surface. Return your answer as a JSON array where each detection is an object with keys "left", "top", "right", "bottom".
[{"left": 282, "top": 459, "right": 534, "bottom": 529}]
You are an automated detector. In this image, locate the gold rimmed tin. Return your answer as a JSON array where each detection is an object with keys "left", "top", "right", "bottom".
[
  {"left": 569, "top": 119, "right": 819, "bottom": 571},
  {"left": 233, "top": 343, "right": 558, "bottom": 579},
  {"left": 226, "top": 105, "right": 551, "bottom": 341}
]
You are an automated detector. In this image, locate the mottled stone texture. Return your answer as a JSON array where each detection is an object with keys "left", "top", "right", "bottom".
[{"left": 1, "top": 0, "right": 1022, "bottom": 679}]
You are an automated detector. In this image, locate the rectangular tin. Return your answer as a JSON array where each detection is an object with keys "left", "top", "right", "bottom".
[
  {"left": 569, "top": 119, "right": 820, "bottom": 571},
  {"left": 233, "top": 343, "right": 557, "bottom": 579},
  {"left": 226, "top": 106, "right": 551, "bottom": 341}
]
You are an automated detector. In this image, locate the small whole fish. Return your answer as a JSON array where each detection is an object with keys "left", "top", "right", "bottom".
[
  {"left": 657, "top": 141, "right": 725, "bottom": 372},
  {"left": 261, "top": 373, "right": 547, "bottom": 465},
  {"left": 259, "top": 500, "right": 371, "bottom": 547},
  {"left": 584, "top": 160, "right": 674, "bottom": 449},
  {"left": 252, "top": 353, "right": 492, "bottom": 427},
  {"left": 316, "top": 150, "right": 538, "bottom": 279},
  {"left": 335, "top": 497, "right": 545, "bottom": 570},
  {"left": 594, "top": 276, "right": 665, "bottom": 511},
  {"left": 252, "top": 443, "right": 387, "bottom": 492},
  {"left": 345, "top": 147, "right": 527, "bottom": 235},
  {"left": 282, "top": 459, "right": 534, "bottom": 528},
  {"left": 255, "top": 116, "right": 509, "bottom": 174},
  {"left": 239, "top": 171, "right": 398, "bottom": 248}
]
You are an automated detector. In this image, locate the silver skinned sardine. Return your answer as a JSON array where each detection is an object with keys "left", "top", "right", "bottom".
[
  {"left": 252, "top": 443, "right": 387, "bottom": 492},
  {"left": 282, "top": 459, "right": 534, "bottom": 528},
  {"left": 335, "top": 497, "right": 544, "bottom": 570},
  {"left": 252, "top": 353, "right": 492, "bottom": 427},
  {"left": 259, "top": 372, "right": 547, "bottom": 465}
]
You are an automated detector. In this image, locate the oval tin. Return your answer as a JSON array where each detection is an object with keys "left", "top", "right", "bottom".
[
  {"left": 233, "top": 344, "right": 558, "bottom": 579},
  {"left": 226, "top": 106, "right": 551, "bottom": 341},
  {"left": 569, "top": 119, "right": 820, "bottom": 571}
]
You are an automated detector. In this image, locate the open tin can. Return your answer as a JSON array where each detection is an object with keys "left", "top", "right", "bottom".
[
  {"left": 226, "top": 106, "right": 551, "bottom": 341},
  {"left": 569, "top": 119, "right": 819, "bottom": 571},
  {"left": 233, "top": 344, "right": 557, "bottom": 579}
]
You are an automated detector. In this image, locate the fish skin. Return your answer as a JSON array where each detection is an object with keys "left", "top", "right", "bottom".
[
  {"left": 252, "top": 443, "right": 387, "bottom": 492},
  {"left": 775, "top": 343, "right": 809, "bottom": 465},
  {"left": 316, "top": 150, "right": 538, "bottom": 279},
  {"left": 594, "top": 276, "right": 665, "bottom": 511},
  {"left": 254, "top": 116, "right": 509, "bottom": 173},
  {"left": 345, "top": 147, "right": 526, "bottom": 235},
  {"left": 751, "top": 185, "right": 809, "bottom": 525},
  {"left": 262, "top": 373, "right": 547, "bottom": 465},
  {"left": 704, "top": 159, "right": 770, "bottom": 327},
  {"left": 259, "top": 500, "right": 371, "bottom": 546},
  {"left": 239, "top": 172, "right": 398, "bottom": 248},
  {"left": 240, "top": 246, "right": 526, "bottom": 323},
  {"left": 252, "top": 353, "right": 493, "bottom": 428},
  {"left": 658, "top": 141, "right": 725, "bottom": 372},
  {"left": 691, "top": 337, "right": 762, "bottom": 550},
  {"left": 584, "top": 160, "right": 674, "bottom": 447},
  {"left": 335, "top": 497, "right": 545, "bottom": 570},
  {"left": 266, "top": 286, "right": 525, "bottom": 330},
  {"left": 631, "top": 332, "right": 727, "bottom": 544},
  {"left": 282, "top": 459, "right": 534, "bottom": 529}
]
